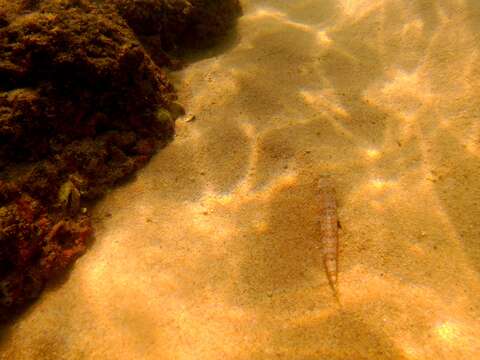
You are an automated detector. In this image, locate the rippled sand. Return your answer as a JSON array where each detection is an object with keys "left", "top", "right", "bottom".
[{"left": 2, "top": 1, "right": 480, "bottom": 359}]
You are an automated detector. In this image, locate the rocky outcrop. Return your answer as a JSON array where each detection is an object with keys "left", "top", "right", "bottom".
[{"left": 0, "top": 0, "right": 240, "bottom": 319}]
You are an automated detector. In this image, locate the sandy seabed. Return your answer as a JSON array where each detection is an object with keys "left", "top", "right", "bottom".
[{"left": 1, "top": 0, "right": 480, "bottom": 359}]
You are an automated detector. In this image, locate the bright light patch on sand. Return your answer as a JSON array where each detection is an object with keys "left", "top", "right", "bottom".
[
  {"left": 465, "top": 139, "right": 479, "bottom": 156},
  {"left": 371, "top": 178, "right": 386, "bottom": 190},
  {"left": 365, "top": 148, "right": 380, "bottom": 159},
  {"left": 368, "top": 177, "right": 398, "bottom": 194},
  {"left": 247, "top": 7, "right": 285, "bottom": 21},
  {"left": 278, "top": 172, "right": 297, "bottom": 187},
  {"left": 432, "top": 319, "right": 480, "bottom": 355},
  {"left": 300, "top": 89, "right": 349, "bottom": 118},
  {"left": 316, "top": 30, "right": 332, "bottom": 46},
  {"left": 211, "top": 192, "right": 235, "bottom": 206},
  {"left": 247, "top": 6, "right": 313, "bottom": 33},
  {"left": 253, "top": 220, "right": 269, "bottom": 233},
  {"left": 239, "top": 121, "right": 256, "bottom": 139},
  {"left": 436, "top": 321, "right": 460, "bottom": 343},
  {"left": 282, "top": 18, "right": 313, "bottom": 33},
  {"left": 339, "top": 0, "right": 377, "bottom": 17}
]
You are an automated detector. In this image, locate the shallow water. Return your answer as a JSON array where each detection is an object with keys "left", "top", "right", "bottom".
[{"left": 2, "top": 0, "right": 480, "bottom": 359}]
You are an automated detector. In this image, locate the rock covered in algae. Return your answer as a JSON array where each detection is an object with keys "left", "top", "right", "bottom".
[
  {"left": 112, "top": 0, "right": 241, "bottom": 49},
  {"left": 0, "top": 0, "right": 241, "bottom": 319},
  {"left": 0, "top": 0, "right": 175, "bottom": 166},
  {"left": 111, "top": 0, "right": 242, "bottom": 67}
]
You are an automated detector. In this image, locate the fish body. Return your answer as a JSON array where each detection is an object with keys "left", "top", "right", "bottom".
[{"left": 317, "top": 177, "right": 339, "bottom": 297}]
